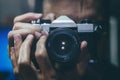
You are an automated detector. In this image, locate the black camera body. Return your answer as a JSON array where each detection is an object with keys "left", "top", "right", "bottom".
[{"left": 32, "top": 16, "right": 102, "bottom": 66}]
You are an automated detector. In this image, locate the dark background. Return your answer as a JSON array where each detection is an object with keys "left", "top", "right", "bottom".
[{"left": 0, "top": 0, "right": 120, "bottom": 79}]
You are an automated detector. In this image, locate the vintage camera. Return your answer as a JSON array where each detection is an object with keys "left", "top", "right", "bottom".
[{"left": 32, "top": 16, "right": 102, "bottom": 66}]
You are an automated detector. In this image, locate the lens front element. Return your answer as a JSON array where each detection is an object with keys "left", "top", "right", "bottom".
[{"left": 46, "top": 28, "right": 80, "bottom": 63}]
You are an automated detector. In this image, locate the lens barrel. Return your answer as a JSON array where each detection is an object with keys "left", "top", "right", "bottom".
[{"left": 46, "top": 28, "right": 80, "bottom": 64}]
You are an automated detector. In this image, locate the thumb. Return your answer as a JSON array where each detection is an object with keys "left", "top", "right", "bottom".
[{"left": 77, "top": 41, "right": 90, "bottom": 75}]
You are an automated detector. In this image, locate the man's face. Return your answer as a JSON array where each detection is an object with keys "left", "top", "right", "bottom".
[{"left": 43, "top": 0, "right": 102, "bottom": 22}]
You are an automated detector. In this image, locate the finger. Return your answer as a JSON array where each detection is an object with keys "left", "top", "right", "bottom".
[
  {"left": 41, "top": 30, "right": 48, "bottom": 36},
  {"left": 34, "top": 32, "right": 42, "bottom": 39},
  {"left": 8, "top": 29, "right": 32, "bottom": 51},
  {"left": 9, "top": 27, "right": 42, "bottom": 40},
  {"left": 14, "top": 34, "right": 22, "bottom": 60},
  {"left": 80, "top": 41, "right": 89, "bottom": 61},
  {"left": 18, "top": 34, "right": 34, "bottom": 65},
  {"left": 81, "top": 41, "right": 87, "bottom": 51},
  {"left": 10, "top": 47, "right": 19, "bottom": 75},
  {"left": 10, "top": 47, "right": 17, "bottom": 68},
  {"left": 34, "top": 31, "right": 48, "bottom": 40},
  {"left": 43, "top": 13, "right": 56, "bottom": 21},
  {"left": 13, "top": 22, "right": 41, "bottom": 32},
  {"left": 8, "top": 29, "right": 36, "bottom": 55},
  {"left": 8, "top": 23, "right": 42, "bottom": 53},
  {"left": 8, "top": 32, "right": 14, "bottom": 54},
  {"left": 8, "top": 29, "right": 37, "bottom": 47},
  {"left": 77, "top": 41, "right": 89, "bottom": 75},
  {"left": 35, "top": 35, "right": 55, "bottom": 79},
  {"left": 17, "top": 34, "right": 40, "bottom": 80},
  {"left": 16, "top": 35, "right": 35, "bottom": 79},
  {"left": 14, "top": 12, "right": 42, "bottom": 23}
]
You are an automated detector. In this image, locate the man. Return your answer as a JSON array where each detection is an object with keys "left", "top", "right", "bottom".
[{"left": 8, "top": 0, "right": 119, "bottom": 80}]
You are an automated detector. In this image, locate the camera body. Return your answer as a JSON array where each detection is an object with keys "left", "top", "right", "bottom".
[{"left": 32, "top": 15, "right": 102, "bottom": 65}]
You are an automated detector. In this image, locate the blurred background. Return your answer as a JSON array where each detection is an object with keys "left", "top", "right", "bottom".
[{"left": 0, "top": 0, "right": 120, "bottom": 79}]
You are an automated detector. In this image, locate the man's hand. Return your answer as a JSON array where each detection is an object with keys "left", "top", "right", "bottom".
[{"left": 8, "top": 12, "right": 89, "bottom": 80}]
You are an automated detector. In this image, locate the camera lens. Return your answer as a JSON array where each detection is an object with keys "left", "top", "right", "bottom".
[
  {"left": 52, "top": 34, "right": 74, "bottom": 55},
  {"left": 46, "top": 28, "right": 80, "bottom": 63}
]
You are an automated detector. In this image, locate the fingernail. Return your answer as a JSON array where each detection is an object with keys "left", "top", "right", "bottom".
[
  {"left": 27, "top": 34, "right": 34, "bottom": 39},
  {"left": 34, "top": 14, "right": 42, "bottom": 18},
  {"left": 81, "top": 41, "right": 87, "bottom": 50}
]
